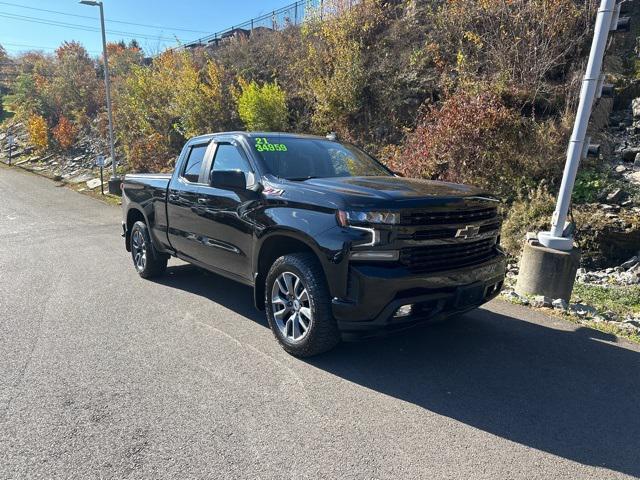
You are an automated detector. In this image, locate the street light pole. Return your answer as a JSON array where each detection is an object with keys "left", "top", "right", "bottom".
[
  {"left": 515, "top": 0, "right": 629, "bottom": 302},
  {"left": 80, "top": 0, "right": 119, "bottom": 193}
]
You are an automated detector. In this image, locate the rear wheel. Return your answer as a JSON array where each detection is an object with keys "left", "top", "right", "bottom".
[
  {"left": 130, "top": 221, "right": 167, "bottom": 279},
  {"left": 265, "top": 253, "right": 340, "bottom": 357}
]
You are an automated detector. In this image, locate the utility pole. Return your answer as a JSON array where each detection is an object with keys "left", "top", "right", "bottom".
[
  {"left": 80, "top": 0, "right": 120, "bottom": 195},
  {"left": 516, "top": 0, "right": 629, "bottom": 301}
]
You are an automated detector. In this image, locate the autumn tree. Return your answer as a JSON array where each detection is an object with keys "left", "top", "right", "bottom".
[
  {"left": 299, "top": 0, "right": 382, "bottom": 136},
  {"left": 47, "top": 42, "right": 99, "bottom": 118},
  {"left": 27, "top": 113, "right": 49, "bottom": 152},
  {"left": 173, "top": 54, "right": 234, "bottom": 138},
  {"left": 235, "top": 78, "right": 288, "bottom": 131},
  {"left": 52, "top": 115, "right": 78, "bottom": 150}
]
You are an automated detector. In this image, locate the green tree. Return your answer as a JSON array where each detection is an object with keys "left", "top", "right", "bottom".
[{"left": 236, "top": 78, "right": 288, "bottom": 131}]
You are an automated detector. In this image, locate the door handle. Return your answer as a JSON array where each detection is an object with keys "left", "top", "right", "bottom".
[
  {"left": 168, "top": 193, "right": 179, "bottom": 202},
  {"left": 197, "top": 198, "right": 207, "bottom": 204}
]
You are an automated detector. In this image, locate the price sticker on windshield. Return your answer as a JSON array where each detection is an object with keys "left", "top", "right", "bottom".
[{"left": 255, "top": 137, "right": 287, "bottom": 152}]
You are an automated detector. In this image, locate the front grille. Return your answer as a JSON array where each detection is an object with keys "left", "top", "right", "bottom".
[
  {"left": 401, "top": 207, "right": 498, "bottom": 226},
  {"left": 400, "top": 237, "right": 498, "bottom": 273},
  {"left": 403, "top": 221, "right": 501, "bottom": 241}
]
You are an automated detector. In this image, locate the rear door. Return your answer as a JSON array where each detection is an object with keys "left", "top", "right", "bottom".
[
  {"left": 166, "top": 140, "right": 213, "bottom": 261},
  {"left": 194, "top": 140, "right": 258, "bottom": 280}
]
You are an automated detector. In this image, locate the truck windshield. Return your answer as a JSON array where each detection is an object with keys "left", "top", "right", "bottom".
[{"left": 251, "top": 136, "right": 392, "bottom": 180}]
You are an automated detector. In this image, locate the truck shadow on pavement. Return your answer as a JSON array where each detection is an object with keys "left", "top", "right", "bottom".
[
  {"left": 156, "top": 264, "right": 640, "bottom": 477},
  {"left": 311, "top": 309, "right": 640, "bottom": 477}
]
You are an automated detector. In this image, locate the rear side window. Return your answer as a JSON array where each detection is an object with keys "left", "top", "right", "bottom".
[
  {"left": 212, "top": 144, "right": 249, "bottom": 172},
  {"left": 182, "top": 144, "right": 208, "bottom": 183}
]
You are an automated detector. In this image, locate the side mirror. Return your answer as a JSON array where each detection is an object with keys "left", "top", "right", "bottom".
[{"left": 210, "top": 170, "right": 247, "bottom": 190}]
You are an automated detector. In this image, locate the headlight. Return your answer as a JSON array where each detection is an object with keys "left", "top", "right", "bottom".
[{"left": 336, "top": 210, "right": 400, "bottom": 227}]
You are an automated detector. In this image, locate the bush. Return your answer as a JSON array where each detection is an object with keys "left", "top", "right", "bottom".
[
  {"left": 52, "top": 115, "right": 78, "bottom": 150},
  {"left": 429, "top": 0, "right": 592, "bottom": 114},
  {"left": 236, "top": 79, "right": 288, "bottom": 131},
  {"left": 501, "top": 185, "right": 556, "bottom": 257},
  {"left": 27, "top": 113, "right": 49, "bottom": 152},
  {"left": 300, "top": 0, "right": 382, "bottom": 136},
  {"left": 127, "top": 133, "right": 174, "bottom": 173},
  {"left": 388, "top": 91, "right": 520, "bottom": 193}
]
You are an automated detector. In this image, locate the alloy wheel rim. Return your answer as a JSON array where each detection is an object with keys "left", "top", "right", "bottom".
[
  {"left": 271, "top": 271, "right": 312, "bottom": 343},
  {"left": 131, "top": 229, "right": 147, "bottom": 271}
]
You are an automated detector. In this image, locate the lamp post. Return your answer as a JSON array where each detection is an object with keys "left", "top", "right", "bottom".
[
  {"left": 80, "top": 0, "right": 119, "bottom": 194},
  {"left": 515, "top": 0, "right": 629, "bottom": 302}
]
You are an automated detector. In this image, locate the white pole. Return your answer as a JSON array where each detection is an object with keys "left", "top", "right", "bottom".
[{"left": 538, "top": 0, "right": 617, "bottom": 251}]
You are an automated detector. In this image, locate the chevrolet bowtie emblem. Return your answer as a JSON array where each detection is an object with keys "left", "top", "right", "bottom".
[{"left": 455, "top": 224, "right": 480, "bottom": 239}]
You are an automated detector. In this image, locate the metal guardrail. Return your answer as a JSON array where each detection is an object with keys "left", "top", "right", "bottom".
[{"left": 171, "top": 0, "right": 356, "bottom": 52}]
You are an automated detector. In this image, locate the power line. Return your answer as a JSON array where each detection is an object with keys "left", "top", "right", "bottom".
[
  {"left": 0, "top": 41, "right": 101, "bottom": 54},
  {"left": 0, "top": 11, "right": 180, "bottom": 42},
  {"left": 0, "top": 1, "right": 210, "bottom": 34}
]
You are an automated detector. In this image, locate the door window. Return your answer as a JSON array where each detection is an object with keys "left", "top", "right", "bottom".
[
  {"left": 212, "top": 143, "right": 250, "bottom": 172},
  {"left": 182, "top": 144, "right": 208, "bottom": 183}
]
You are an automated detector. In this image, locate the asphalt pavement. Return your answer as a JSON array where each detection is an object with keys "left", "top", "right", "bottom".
[{"left": 1, "top": 164, "right": 639, "bottom": 479}]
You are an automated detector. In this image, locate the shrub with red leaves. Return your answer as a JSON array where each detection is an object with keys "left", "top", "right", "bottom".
[
  {"left": 52, "top": 115, "right": 78, "bottom": 151},
  {"left": 388, "top": 92, "right": 527, "bottom": 195}
]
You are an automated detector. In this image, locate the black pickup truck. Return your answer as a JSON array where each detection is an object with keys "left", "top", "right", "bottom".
[{"left": 122, "top": 132, "right": 506, "bottom": 356}]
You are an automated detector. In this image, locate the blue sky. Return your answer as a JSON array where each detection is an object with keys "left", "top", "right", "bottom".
[{"left": 0, "top": 0, "right": 292, "bottom": 56}]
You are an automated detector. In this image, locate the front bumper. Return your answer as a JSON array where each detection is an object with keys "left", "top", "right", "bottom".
[{"left": 332, "top": 252, "right": 506, "bottom": 338}]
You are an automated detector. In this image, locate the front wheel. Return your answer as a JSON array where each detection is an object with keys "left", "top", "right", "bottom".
[
  {"left": 130, "top": 221, "right": 167, "bottom": 279},
  {"left": 265, "top": 253, "right": 340, "bottom": 357}
]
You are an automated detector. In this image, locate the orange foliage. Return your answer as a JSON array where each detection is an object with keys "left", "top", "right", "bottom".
[
  {"left": 52, "top": 115, "right": 79, "bottom": 150},
  {"left": 128, "top": 133, "right": 174, "bottom": 173}
]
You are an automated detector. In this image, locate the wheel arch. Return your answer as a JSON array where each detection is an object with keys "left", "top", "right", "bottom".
[
  {"left": 253, "top": 231, "right": 326, "bottom": 311},
  {"left": 125, "top": 207, "right": 147, "bottom": 252}
]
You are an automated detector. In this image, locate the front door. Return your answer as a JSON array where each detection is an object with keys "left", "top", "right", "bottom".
[
  {"left": 195, "top": 141, "right": 257, "bottom": 280},
  {"left": 166, "top": 141, "right": 211, "bottom": 262}
]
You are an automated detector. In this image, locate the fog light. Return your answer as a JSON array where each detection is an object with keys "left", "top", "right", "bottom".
[
  {"left": 394, "top": 304, "right": 413, "bottom": 318},
  {"left": 349, "top": 250, "right": 399, "bottom": 261}
]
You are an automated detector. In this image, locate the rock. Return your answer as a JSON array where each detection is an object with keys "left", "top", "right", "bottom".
[
  {"left": 635, "top": 153, "right": 640, "bottom": 166},
  {"left": 620, "top": 270, "right": 640, "bottom": 284},
  {"left": 552, "top": 298, "right": 568, "bottom": 310},
  {"left": 570, "top": 303, "right": 597, "bottom": 317},
  {"left": 624, "top": 318, "right": 640, "bottom": 328},
  {"left": 615, "top": 164, "right": 627, "bottom": 173},
  {"left": 628, "top": 171, "right": 640, "bottom": 186},
  {"left": 633, "top": 97, "right": 640, "bottom": 118},
  {"left": 622, "top": 149, "right": 638, "bottom": 162},
  {"left": 621, "top": 256, "right": 639, "bottom": 269},
  {"left": 606, "top": 188, "right": 627, "bottom": 203},
  {"left": 532, "top": 295, "right": 552, "bottom": 308},
  {"left": 599, "top": 203, "right": 619, "bottom": 212},
  {"left": 86, "top": 178, "right": 103, "bottom": 189},
  {"left": 69, "top": 173, "right": 93, "bottom": 183},
  {"left": 52, "top": 174, "right": 63, "bottom": 181}
]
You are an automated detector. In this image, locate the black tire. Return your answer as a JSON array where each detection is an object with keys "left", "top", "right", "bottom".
[
  {"left": 265, "top": 253, "right": 340, "bottom": 357},
  {"left": 130, "top": 220, "right": 167, "bottom": 279}
]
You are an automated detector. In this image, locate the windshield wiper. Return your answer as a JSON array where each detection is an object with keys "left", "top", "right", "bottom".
[{"left": 286, "top": 176, "right": 320, "bottom": 181}]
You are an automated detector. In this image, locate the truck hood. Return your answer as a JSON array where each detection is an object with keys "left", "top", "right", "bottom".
[{"left": 282, "top": 176, "right": 498, "bottom": 209}]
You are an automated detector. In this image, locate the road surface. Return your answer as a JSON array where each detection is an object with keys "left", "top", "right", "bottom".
[{"left": 1, "top": 165, "right": 639, "bottom": 479}]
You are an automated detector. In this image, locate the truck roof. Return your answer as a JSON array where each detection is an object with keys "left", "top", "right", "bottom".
[{"left": 189, "top": 131, "right": 332, "bottom": 143}]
